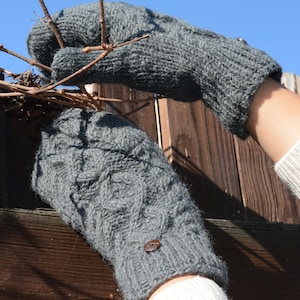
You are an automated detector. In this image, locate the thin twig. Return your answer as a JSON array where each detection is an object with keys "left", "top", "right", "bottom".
[
  {"left": 0, "top": 45, "right": 52, "bottom": 73},
  {"left": 99, "top": 0, "right": 106, "bottom": 47},
  {"left": 0, "top": 68, "right": 18, "bottom": 78},
  {"left": 82, "top": 34, "right": 149, "bottom": 53},
  {"left": 0, "top": 79, "right": 156, "bottom": 104},
  {"left": 113, "top": 34, "right": 150, "bottom": 49},
  {"left": 38, "top": 0, "right": 65, "bottom": 48},
  {"left": 30, "top": 49, "right": 112, "bottom": 94},
  {"left": 79, "top": 85, "right": 101, "bottom": 110}
]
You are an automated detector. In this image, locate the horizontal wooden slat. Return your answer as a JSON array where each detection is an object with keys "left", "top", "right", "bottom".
[
  {"left": 0, "top": 209, "right": 299, "bottom": 300},
  {"left": 0, "top": 209, "right": 120, "bottom": 300},
  {"left": 209, "top": 218, "right": 300, "bottom": 299}
]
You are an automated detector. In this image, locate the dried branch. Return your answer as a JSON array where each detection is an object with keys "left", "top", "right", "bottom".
[
  {"left": 99, "top": 0, "right": 106, "bottom": 47},
  {"left": 0, "top": 0, "right": 154, "bottom": 130},
  {"left": 30, "top": 49, "right": 112, "bottom": 94},
  {"left": 0, "top": 68, "right": 18, "bottom": 78},
  {"left": 39, "top": 0, "right": 65, "bottom": 48},
  {"left": 82, "top": 34, "right": 150, "bottom": 53},
  {"left": 0, "top": 45, "right": 52, "bottom": 73},
  {"left": 79, "top": 84, "right": 101, "bottom": 111}
]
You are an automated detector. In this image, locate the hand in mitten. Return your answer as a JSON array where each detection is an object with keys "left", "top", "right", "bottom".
[
  {"left": 31, "top": 108, "right": 228, "bottom": 300},
  {"left": 27, "top": 2, "right": 281, "bottom": 137}
]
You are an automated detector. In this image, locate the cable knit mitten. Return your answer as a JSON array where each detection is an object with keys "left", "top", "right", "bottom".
[
  {"left": 31, "top": 108, "right": 228, "bottom": 300},
  {"left": 27, "top": 2, "right": 282, "bottom": 138}
]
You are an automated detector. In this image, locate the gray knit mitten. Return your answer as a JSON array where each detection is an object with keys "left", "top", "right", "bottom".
[
  {"left": 31, "top": 108, "right": 228, "bottom": 300},
  {"left": 27, "top": 2, "right": 282, "bottom": 138}
]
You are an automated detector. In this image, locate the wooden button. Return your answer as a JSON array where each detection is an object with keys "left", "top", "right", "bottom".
[{"left": 144, "top": 239, "right": 161, "bottom": 253}]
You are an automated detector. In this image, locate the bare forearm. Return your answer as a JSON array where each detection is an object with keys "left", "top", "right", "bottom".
[{"left": 246, "top": 77, "right": 300, "bottom": 163}]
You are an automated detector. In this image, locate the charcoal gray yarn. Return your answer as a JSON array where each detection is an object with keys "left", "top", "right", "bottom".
[
  {"left": 27, "top": 2, "right": 282, "bottom": 138},
  {"left": 31, "top": 108, "right": 228, "bottom": 300}
]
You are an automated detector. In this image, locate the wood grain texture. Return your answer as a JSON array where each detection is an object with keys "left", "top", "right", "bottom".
[
  {"left": 158, "top": 98, "right": 244, "bottom": 220},
  {"left": 233, "top": 136, "right": 300, "bottom": 223},
  {"left": 281, "top": 72, "right": 300, "bottom": 94},
  {"left": 0, "top": 209, "right": 299, "bottom": 300},
  {"left": 0, "top": 209, "right": 120, "bottom": 300},
  {"left": 156, "top": 74, "right": 300, "bottom": 223},
  {"left": 0, "top": 109, "right": 8, "bottom": 207},
  {"left": 93, "top": 83, "right": 158, "bottom": 142},
  {"left": 207, "top": 218, "right": 300, "bottom": 300},
  {"left": 0, "top": 113, "right": 44, "bottom": 208}
]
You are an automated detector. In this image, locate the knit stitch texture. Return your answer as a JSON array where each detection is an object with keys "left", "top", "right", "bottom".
[
  {"left": 31, "top": 108, "right": 228, "bottom": 300},
  {"left": 27, "top": 2, "right": 282, "bottom": 138}
]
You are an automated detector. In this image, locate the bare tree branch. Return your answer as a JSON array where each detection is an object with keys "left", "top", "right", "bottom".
[
  {"left": 0, "top": 45, "right": 52, "bottom": 73},
  {"left": 38, "top": 0, "right": 65, "bottom": 48},
  {"left": 99, "top": 0, "right": 106, "bottom": 47}
]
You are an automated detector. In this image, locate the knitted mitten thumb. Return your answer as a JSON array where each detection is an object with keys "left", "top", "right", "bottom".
[
  {"left": 27, "top": 2, "right": 282, "bottom": 138},
  {"left": 31, "top": 108, "right": 228, "bottom": 300}
]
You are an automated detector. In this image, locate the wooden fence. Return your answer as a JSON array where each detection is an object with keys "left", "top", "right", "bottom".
[{"left": 0, "top": 73, "right": 299, "bottom": 299}]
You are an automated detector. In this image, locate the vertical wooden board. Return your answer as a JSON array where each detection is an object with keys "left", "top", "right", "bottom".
[
  {"left": 98, "top": 83, "right": 158, "bottom": 142},
  {"left": 234, "top": 134, "right": 300, "bottom": 223},
  {"left": 281, "top": 72, "right": 300, "bottom": 94},
  {"left": 281, "top": 72, "right": 298, "bottom": 92},
  {"left": 158, "top": 98, "right": 244, "bottom": 219},
  {"left": 4, "top": 116, "right": 43, "bottom": 208},
  {"left": 0, "top": 109, "right": 8, "bottom": 207},
  {"left": 296, "top": 75, "right": 300, "bottom": 94}
]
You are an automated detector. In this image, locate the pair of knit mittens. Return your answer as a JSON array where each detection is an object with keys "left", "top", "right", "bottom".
[{"left": 28, "top": 2, "right": 281, "bottom": 299}]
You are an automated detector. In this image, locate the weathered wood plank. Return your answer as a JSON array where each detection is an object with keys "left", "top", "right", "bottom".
[
  {"left": 0, "top": 209, "right": 121, "bottom": 300},
  {"left": 281, "top": 72, "right": 300, "bottom": 94},
  {"left": 96, "top": 83, "right": 158, "bottom": 142},
  {"left": 233, "top": 137, "right": 300, "bottom": 223},
  {"left": 0, "top": 209, "right": 299, "bottom": 300},
  {"left": 208, "top": 218, "right": 300, "bottom": 300},
  {"left": 3, "top": 116, "right": 43, "bottom": 208},
  {"left": 0, "top": 109, "right": 8, "bottom": 207},
  {"left": 158, "top": 98, "right": 244, "bottom": 219}
]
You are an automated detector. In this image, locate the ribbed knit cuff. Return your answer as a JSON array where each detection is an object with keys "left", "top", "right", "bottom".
[
  {"left": 115, "top": 232, "right": 228, "bottom": 300},
  {"left": 274, "top": 139, "right": 300, "bottom": 199}
]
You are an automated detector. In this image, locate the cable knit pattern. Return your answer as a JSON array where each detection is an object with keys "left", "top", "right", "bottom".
[
  {"left": 31, "top": 108, "right": 228, "bottom": 300},
  {"left": 274, "top": 139, "right": 300, "bottom": 199},
  {"left": 27, "top": 2, "right": 282, "bottom": 138}
]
